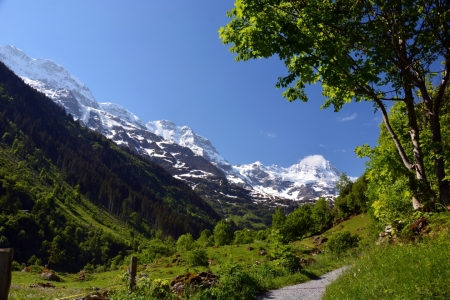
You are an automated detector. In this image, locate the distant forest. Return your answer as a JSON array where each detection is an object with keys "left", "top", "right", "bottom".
[{"left": 0, "top": 61, "right": 220, "bottom": 270}]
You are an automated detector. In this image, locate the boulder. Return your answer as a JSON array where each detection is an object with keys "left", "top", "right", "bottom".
[
  {"left": 41, "top": 272, "right": 62, "bottom": 282},
  {"left": 313, "top": 236, "right": 328, "bottom": 245}
]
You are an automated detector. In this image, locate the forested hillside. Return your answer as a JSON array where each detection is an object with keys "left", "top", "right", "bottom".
[{"left": 0, "top": 61, "right": 220, "bottom": 271}]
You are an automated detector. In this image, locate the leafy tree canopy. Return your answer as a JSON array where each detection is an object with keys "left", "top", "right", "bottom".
[
  {"left": 220, "top": 0, "right": 450, "bottom": 206},
  {"left": 214, "top": 220, "right": 234, "bottom": 246}
]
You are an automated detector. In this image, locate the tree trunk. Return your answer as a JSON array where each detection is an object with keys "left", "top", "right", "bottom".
[
  {"left": 403, "top": 87, "right": 433, "bottom": 205},
  {"left": 430, "top": 110, "right": 450, "bottom": 206}
]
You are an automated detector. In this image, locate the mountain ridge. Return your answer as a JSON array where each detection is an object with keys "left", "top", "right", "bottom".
[{"left": 0, "top": 45, "right": 343, "bottom": 226}]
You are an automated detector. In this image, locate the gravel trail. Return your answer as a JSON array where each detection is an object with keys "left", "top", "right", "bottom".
[{"left": 257, "top": 266, "right": 350, "bottom": 300}]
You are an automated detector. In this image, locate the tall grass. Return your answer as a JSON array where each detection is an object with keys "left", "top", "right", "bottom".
[{"left": 324, "top": 233, "right": 450, "bottom": 299}]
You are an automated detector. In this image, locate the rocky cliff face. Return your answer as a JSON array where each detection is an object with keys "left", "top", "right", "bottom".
[{"left": 0, "top": 45, "right": 343, "bottom": 225}]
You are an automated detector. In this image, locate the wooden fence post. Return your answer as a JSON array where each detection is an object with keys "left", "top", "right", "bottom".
[
  {"left": 129, "top": 256, "right": 137, "bottom": 290},
  {"left": 0, "top": 248, "right": 13, "bottom": 300}
]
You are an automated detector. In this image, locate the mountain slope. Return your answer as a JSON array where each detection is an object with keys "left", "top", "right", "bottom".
[
  {"left": 0, "top": 45, "right": 343, "bottom": 227},
  {"left": 0, "top": 60, "right": 220, "bottom": 243},
  {"left": 231, "top": 155, "right": 341, "bottom": 201}
]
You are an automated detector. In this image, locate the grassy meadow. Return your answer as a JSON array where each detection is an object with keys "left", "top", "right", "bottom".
[
  {"left": 9, "top": 212, "right": 450, "bottom": 299},
  {"left": 8, "top": 214, "right": 369, "bottom": 299}
]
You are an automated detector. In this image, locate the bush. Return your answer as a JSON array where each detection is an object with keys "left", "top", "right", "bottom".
[
  {"left": 185, "top": 249, "right": 209, "bottom": 267},
  {"left": 327, "top": 230, "right": 359, "bottom": 255},
  {"left": 95, "top": 265, "right": 107, "bottom": 273},
  {"left": 214, "top": 220, "right": 233, "bottom": 246},
  {"left": 176, "top": 233, "right": 194, "bottom": 252},
  {"left": 11, "top": 260, "right": 21, "bottom": 271},
  {"left": 83, "top": 263, "right": 95, "bottom": 273},
  {"left": 193, "top": 269, "right": 263, "bottom": 300}
]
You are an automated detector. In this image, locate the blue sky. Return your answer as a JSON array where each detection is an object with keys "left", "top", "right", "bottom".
[{"left": 0, "top": 1, "right": 382, "bottom": 177}]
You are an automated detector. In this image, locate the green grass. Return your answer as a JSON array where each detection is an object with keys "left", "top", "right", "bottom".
[
  {"left": 7, "top": 213, "right": 377, "bottom": 299},
  {"left": 296, "top": 213, "right": 375, "bottom": 250},
  {"left": 9, "top": 240, "right": 348, "bottom": 299},
  {"left": 324, "top": 214, "right": 450, "bottom": 299}
]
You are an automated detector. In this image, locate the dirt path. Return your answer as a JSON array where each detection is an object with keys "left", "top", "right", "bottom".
[{"left": 257, "top": 266, "right": 349, "bottom": 300}]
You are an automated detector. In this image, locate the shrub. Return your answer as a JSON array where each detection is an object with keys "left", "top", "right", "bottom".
[
  {"left": 95, "top": 265, "right": 107, "bottom": 273},
  {"left": 176, "top": 233, "right": 194, "bottom": 252},
  {"left": 214, "top": 220, "right": 233, "bottom": 246},
  {"left": 11, "top": 260, "right": 21, "bottom": 271},
  {"left": 327, "top": 230, "right": 359, "bottom": 255},
  {"left": 83, "top": 263, "right": 94, "bottom": 273},
  {"left": 185, "top": 249, "right": 209, "bottom": 267},
  {"left": 193, "top": 269, "right": 262, "bottom": 300}
]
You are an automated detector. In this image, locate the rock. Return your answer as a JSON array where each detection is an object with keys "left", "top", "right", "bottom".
[
  {"left": 309, "top": 248, "right": 322, "bottom": 256},
  {"left": 385, "top": 225, "right": 393, "bottom": 233},
  {"left": 409, "top": 217, "right": 428, "bottom": 233},
  {"left": 74, "top": 291, "right": 110, "bottom": 300},
  {"left": 171, "top": 272, "right": 218, "bottom": 296},
  {"left": 313, "top": 236, "right": 328, "bottom": 245},
  {"left": 41, "top": 272, "right": 62, "bottom": 282},
  {"left": 29, "top": 282, "right": 55, "bottom": 288},
  {"left": 299, "top": 257, "right": 316, "bottom": 267},
  {"left": 172, "top": 282, "right": 185, "bottom": 295}
]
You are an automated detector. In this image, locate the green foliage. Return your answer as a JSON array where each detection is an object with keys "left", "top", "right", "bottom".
[
  {"left": 336, "top": 173, "right": 353, "bottom": 197},
  {"left": 271, "top": 207, "right": 286, "bottom": 231},
  {"left": 185, "top": 249, "right": 209, "bottom": 267},
  {"left": 193, "top": 266, "right": 263, "bottom": 300},
  {"left": 281, "top": 204, "right": 312, "bottom": 242},
  {"left": 141, "top": 238, "right": 176, "bottom": 263},
  {"left": 267, "top": 234, "right": 301, "bottom": 274},
  {"left": 176, "top": 233, "right": 194, "bottom": 252},
  {"left": 311, "top": 198, "right": 332, "bottom": 232},
  {"left": 111, "top": 276, "right": 173, "bottom": 300},
  {"left": 213, "top": 220, "right": 233, "bottom": 246},
  {"left": 333, "top": 175, "right": 369, "bottom": 220},
  {"left": 358, "top": 101, "right": 450, "bottom": 224},
  {"left": 233, "top": 229, "right": 255, "bottom": 244},
  {"left": 194, "top": 229, "right": 214, "bottom": 248},
  {"left": 324, "top": 232, "right": 450, "bottom": 299},
  {"left": 11, "top": 261, "right": 21, "bottom": 271},
  {"left": 327, "top": 230, "right": 359, "bottom": 256},
  {"left": 0, "top": 61, "right": 223, "bottom": 272},
  {"left": 220, "top": 0, "right": 450, "bottom": 207}
]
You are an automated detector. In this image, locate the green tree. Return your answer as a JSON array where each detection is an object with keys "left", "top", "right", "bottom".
[
  {"left": 282, "top": 204, "right": 312, "bottom": 242},
  {"left": 233, "top": 229, "right": 255, "bottom": 244},
  {"left": 214, "top": 220, "right": 233, "bottom": 246},
  {"left": 271, "top": 207, "right": 286, "bottom": 231},
  {"left": 358, "top": 101, "right": 450, "bottom": 223},
  {"left": 176, "top": 233, "right": 194, "bottom": 252},
  {"left": 327, "top": 230, "right": 359, "bottom": 256},
  {"left": 195, "top": 229, "right": 213, "bottom": 248},
  {"left": 220, "top": 0, "right": 450, "bottom": 207},
  {"left": 185, "top": 249, "right": 209, "bottom": 267},
  {"left": 336, "top": 173, "right": 353, "bottom": 197},
  {"left": 311, "top": 198, "right": 332, "bottom": 233},
  {"left": 334, "top": 175, "right": 369, "bottom": 220}
]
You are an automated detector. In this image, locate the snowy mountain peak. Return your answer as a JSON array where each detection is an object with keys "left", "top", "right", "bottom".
[
  {"left": 0, "top": 45, "right": 344, "bottom": 203},
  {"left": 0, "top": 45, "right": 99, "bottom": 109},
  {"left": 99, "top": 102, "right": 145, "bottom": 129},
  {"left": 287, "top": 155, "right": 341, "bottom": 179},
  {"left": 146, "top": 120, "right": 233, "bottom": 171}
]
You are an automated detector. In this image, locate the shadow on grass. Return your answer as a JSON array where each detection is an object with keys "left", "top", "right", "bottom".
[{"left": 300, "top": 269, "right": 320, "bottom": 280}]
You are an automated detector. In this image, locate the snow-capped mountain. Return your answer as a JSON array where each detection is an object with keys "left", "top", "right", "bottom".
[
  {"left": 0, "top": 45, "right": 341, "bottom": 212},
  {"left": 231, "top": 155, "right": 340, "bottom": 200},
  {"left": 146, "top": 120, "right": 234, "bottom": 174}
]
